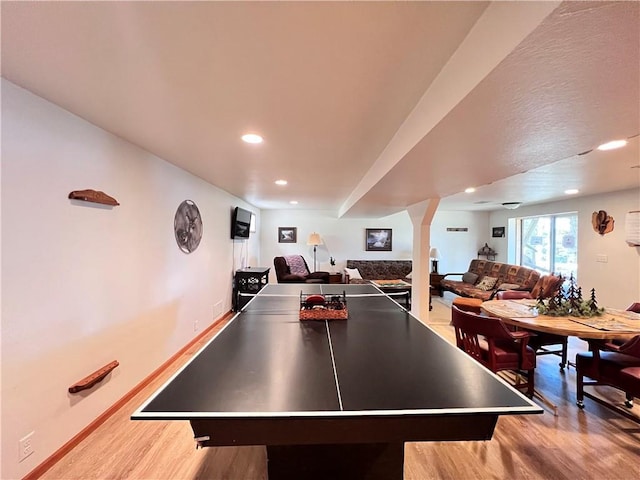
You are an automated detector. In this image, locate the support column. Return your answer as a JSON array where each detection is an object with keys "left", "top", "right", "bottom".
[{"left": 407, "top": 199, "right": 439, "bottom": 321}]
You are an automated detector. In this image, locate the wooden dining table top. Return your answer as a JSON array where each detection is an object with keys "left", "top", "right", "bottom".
[{"left": 481, "top": 299, "right": 640, "bottom": 340}]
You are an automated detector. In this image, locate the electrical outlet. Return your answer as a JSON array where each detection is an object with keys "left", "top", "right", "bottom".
[
  {"left": 193, "top": 319, "right": 198, "bottom": 332},
  {"left": 19, "top": 432, "right": 34, "bottom": 462},
  {"left": 596, "top": 254, "right": 608, "bottom": 263}
]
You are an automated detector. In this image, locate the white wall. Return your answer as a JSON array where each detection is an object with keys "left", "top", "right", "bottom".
[
  {"left": 260, "top": 210, "right": 415, "bottom": 282},
  {"left": 488, "top": 189, "right": 640, "bottom": 309},
  {"left": 260, "top": 209, "right": 490, "bottom": 284},
  {"left": 429, "top": 210, "right": 490, "bottom": 274},
  {"left": 0, "top": 79, "right": 260, "bottom": 479}
]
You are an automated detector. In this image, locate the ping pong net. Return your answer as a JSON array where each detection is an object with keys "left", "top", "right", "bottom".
[{"left": 236, "top": 287, "right": 411, "bottom": 317}]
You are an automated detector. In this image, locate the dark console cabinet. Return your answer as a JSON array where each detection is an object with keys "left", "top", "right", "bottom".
[{"left": 233, "top": 267, "right": 270, "bottom": 311}]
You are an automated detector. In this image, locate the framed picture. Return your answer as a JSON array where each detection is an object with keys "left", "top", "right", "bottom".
[
  {"left": 492, "top": 227, "right": 505, "bottom": 238},
  {"left": 278, "top": 227, "right": 297, "bottom": 243},
  {"left": 366, "top": 228, "right": 392, "bottom": 251}
]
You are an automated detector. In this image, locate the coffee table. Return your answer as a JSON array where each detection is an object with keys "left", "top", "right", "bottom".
[{"left": 370, "top": 279, "right": 412, "bottom": 308}]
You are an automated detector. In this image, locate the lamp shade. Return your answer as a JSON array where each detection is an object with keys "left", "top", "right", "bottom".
[
  {"left": 307, "top": 232, "right": 322, "bottom": 246},
  {"left": 626, "top": 210, "right": 640, "bottom": 246},
  {"left": 429, "top": 247, "right": 440, "bottom": 259}
]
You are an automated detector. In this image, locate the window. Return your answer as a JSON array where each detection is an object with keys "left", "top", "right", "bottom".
[{"left": 518, "top": 213, "right": 578, "bottom": 278}]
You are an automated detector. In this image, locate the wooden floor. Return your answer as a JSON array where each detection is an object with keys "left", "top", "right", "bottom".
[{"left": 41, "top": 296, "right": 640, "bottom": 480}]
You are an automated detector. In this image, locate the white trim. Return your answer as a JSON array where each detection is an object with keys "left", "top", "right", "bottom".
[
  {"left": 133, "top": 405, "right": 539, "bottom": 419},
  {"left": 325, "top": 319, "right": 344, "bottom": 411}
]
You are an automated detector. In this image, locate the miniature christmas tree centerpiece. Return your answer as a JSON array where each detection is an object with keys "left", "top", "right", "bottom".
[{"left": 536, "top": 274, "right": 604, "bottom": 317}]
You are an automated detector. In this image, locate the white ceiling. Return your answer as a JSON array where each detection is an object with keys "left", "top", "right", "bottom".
[{"left": 2, "top": 1, "right": 638, "bottom": 217}]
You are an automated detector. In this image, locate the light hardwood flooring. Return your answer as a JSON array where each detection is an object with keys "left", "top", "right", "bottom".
[{"left": 41, "top": 295, "right": 640, "bottom": 479}]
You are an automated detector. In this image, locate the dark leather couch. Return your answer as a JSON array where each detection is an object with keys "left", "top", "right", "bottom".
[{"left": 273, "top": 256, "right": 330, "bottom": 283}]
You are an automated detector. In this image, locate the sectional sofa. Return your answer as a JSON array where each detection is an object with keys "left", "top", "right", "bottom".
[
  {"left": 440, "top": 259, "right": 540, "bottom": 300},
  {"left": 344, "top": 259, "right": 412, "bottom": 284}
]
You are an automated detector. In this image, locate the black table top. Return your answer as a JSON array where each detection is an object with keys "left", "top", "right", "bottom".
[{"left": 132, "top": 284, "right": 540, "bottom": 421}]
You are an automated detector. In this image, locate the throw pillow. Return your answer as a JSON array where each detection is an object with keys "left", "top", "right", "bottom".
[
  {"left": 476, "top": 276, "right": 498, "bottom": 291},
  {"left": 405, "top": 271, "right": 412, "bottom": 279},
  {"left": 284, "top": 255, "right": 309, "bottom": 276},
  {"left": 498, "top": 283, "right": 522, "bottom": 291},
  {"left": 462, "top": 271, "right": 479, "bottom": 285},
  {"left": 344, "top": 267, "right": 363, "bottom": 280}
]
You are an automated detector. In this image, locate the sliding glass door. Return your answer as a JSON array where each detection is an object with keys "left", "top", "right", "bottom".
[{"left": 519, "top": 213, "right": 578, "bottom": 279}]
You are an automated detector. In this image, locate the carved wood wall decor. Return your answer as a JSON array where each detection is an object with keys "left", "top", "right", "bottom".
[
  {"left": 592, "top": 210, "right": 614, "bottom": 235},
  {"left": 68, "top": 360, "right": 119, "bottom": 393},
  {"left": 69, "top": 189, "right": 120, "bottom": 206}
]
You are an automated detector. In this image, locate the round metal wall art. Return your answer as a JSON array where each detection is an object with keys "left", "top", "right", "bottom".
[{"left": 174, "top": 200, "right": 203, "bottom": 253}]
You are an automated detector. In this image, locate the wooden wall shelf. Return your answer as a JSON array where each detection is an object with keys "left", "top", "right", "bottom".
[
  {"left": 69, "top": 189, "right": 119, "bottom": 206},
  {"left": 69, "top": 360, "right": 119, "bottom": 393}
]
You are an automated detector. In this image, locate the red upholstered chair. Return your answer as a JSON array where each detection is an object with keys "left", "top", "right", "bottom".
[
  {"left": 495, "top": 281, "right": 568, "bottom": 370},
  {"left": 451, "top": 305, "right": 536, "bottom": 397},
  {"left": 627, "top": 302, "right": 640, "bottom": 314},
  {"left": 451, "top": 296, "right": 483, "bottom": 314},
  {"left": 597, "top": 303, "right": 640, "bottom": 351},
  {"left": 576, "top": 335, "right": 640, "bottom": 420}
]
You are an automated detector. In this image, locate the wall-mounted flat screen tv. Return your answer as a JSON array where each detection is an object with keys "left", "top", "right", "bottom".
[{"left": 231, "top": 207, "right": 252, "bottom": 239}]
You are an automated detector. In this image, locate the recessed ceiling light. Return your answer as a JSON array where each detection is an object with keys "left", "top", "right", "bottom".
[
  {"left": 465, "top": 187, "right": 476, "bottom": 193},
  {"left": 501, "top": 202, "right": 522, "bottom": 210},
  {"left": 289, "top": 200, "right": 298, "bottom": 205},
  {"left": 241, "top": 133, "right": 263, "bottom": 144},
  {"left": 596, "top": 139, "right": 627, "bottom": 151},
  {"left": 275, "top": 179, "right": 288, "bottom": 186},
  {"left": 565, "top": 189, "right": 579, "bottom": 195}
]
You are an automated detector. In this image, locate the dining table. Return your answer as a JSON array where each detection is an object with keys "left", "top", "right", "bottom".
[
  {"left": 481, "top": 299, "right": 640, "bottom": 340},
  {"left": 480, "top": 298, "right": 640, "bottom": 416}
]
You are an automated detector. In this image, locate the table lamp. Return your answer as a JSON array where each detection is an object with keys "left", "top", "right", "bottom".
[
  {"left": 429, "top": 247, "right": 440, "bottom": 274},
  {"left": 307, "top": 232, "right": 322, "bottom": 272}
]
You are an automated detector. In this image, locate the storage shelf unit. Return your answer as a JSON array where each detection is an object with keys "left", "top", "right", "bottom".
[{"left": 233, "top": 267, "right": 270, "bottom": 311}]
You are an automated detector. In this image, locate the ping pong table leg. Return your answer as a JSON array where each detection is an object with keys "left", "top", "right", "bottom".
[{"left": 266, "top": 442, "right": 404, "bottom": 480}]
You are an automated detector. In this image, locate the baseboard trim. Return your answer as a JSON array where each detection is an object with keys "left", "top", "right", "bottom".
[{"left": 23, "top": 310, "right": 234, "bottom": 480}]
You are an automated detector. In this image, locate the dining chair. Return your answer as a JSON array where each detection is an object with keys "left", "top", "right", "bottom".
[
  {"left": 451, "top": 305, "right": 537, "bottom": 397},
  {"left": 596, "top": 302, "right": 640, "bottom": 351},
  {"left": 627, "top": 302, "right": 640, "bottom": 314},
  {"left": 495, "top": 286, "right": 568, "bottom": 370},
  {"left": 576, "top": 335, "right": 640, "bottom": 422}
]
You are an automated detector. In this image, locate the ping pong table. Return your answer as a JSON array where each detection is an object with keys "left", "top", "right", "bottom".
[{"left": 132, "top": 283, "right": 541, "bottom": 479}]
